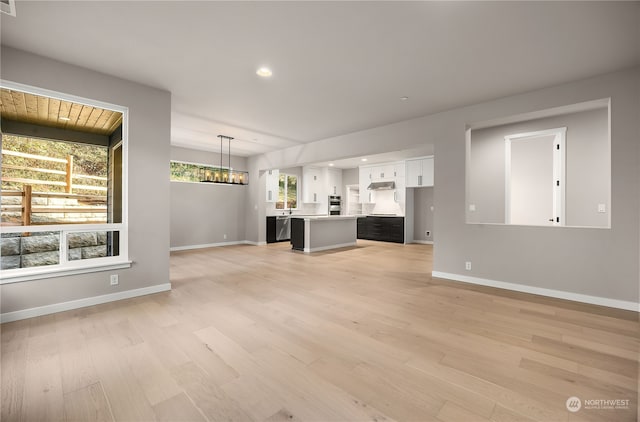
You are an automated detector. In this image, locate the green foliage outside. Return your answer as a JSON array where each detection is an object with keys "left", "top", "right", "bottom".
[
  {"left": 276, "top": 173, "right": 297, "bottom": 209},
  {"left": 170, "top": 161, "right": 247, "bottom": 184},
  {"left": 1, "top": 135, "right": 108, "bottom": 194},
  {"left": 170, "top": 162, "right": 202, "bottom": 182}
]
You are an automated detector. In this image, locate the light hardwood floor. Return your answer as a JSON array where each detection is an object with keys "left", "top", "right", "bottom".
[{"left": 1, "top": 241, "right": 638, "bottom": 422}]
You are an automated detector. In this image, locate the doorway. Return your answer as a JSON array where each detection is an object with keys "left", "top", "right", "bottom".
[{"left": 505, "top": 127, "right": 566, "bottom": 226}]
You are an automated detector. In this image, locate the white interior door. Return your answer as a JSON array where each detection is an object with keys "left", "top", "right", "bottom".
[{"left": 505, "top": 128, "right": 566, "bottom": 226}]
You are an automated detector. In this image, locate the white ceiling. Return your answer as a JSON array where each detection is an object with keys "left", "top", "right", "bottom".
[{"left": 1, "top": 1, "right": 639, "bottom": 159}]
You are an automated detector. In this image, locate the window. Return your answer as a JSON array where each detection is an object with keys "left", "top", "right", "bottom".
[
  {"left": 170, "top": 160, "right": 248, "bottom": 184},
  {"left": 0, "top": 82, "right": 129, "bottom": 282},
  {"left": 170, "top": 161, "right": 202, "bottom": 182},
  {"left": 276, "top": 173, "right": 298, "bottom": 209}
]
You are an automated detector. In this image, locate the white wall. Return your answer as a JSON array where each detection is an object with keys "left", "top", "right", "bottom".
[
  {"left": 245, "top": 67, "right": 640, "bottom": 305},
  {"left": 1, "top": 47, "right": 172, "bottom": 314},
  {"left": 342, "top": 168, "right": 358, "bottom": 187},
  {"left": 170, "top": 146, "right": 248, "bottom": 249},
  {"left": 413, "top": 187, "right": 434, "bottom": 242}
]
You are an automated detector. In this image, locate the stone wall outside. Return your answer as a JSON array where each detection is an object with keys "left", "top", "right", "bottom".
[{"left": 0, "top": 231, "right": 108, "bottom": 270}]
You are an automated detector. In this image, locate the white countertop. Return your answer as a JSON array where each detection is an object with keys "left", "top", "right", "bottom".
[
  {"left": 267, "top": 213, "right": 328, "bottom": 217},
  {"left": 293, "top": 215, "right": 358, "bottom": 221}
]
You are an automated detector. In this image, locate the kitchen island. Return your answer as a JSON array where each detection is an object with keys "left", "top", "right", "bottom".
[{"left": 290, "top": 216, "right": 358, "bottom": 253}]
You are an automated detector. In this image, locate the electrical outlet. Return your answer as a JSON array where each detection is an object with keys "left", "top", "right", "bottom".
[
  {"left": 465, "top": 261, "right": 472, "bottom": 271},
  {"left": 110, "top": 274, "right": 119, "bottom": 286},
  {"left": 425, "top": 230, "right": 431, "bottom": 237},
  {"left": 223, "top": 234, "right": 227, "bottom": 240},
  {"left": 597, "top": 203, "right": 606, "bottom": 213},
  {"left": 469, "top": 204, "right": 476, "bottom": 212}
]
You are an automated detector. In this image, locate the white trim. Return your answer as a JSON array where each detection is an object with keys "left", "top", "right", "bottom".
[
  {"left": 431, "top": 271, "right": 639, "bottom": 312},
  {"left": 0, "top": 283, "right": 171, "bottom": 323},
  {"left": 504, "top": 127, "right": 566, "bottom": 226},
  {"left": 304, "top": 242, "right": 357, "bottom": 253},
  {"left": 1, "top": 223, "right": 124, "bottom": 234},
  {"left": 504, "top": 138, "right": 512, "bottom": 224},
  {"left": 1, "top": 261, "right": 132, "bottom": 284},
  {"left": 412, "top": 240, "right": 433, "bottom": 245},
  {"left": 170, "top": 240, "right": 261, "bottom": 251},
  {"left": 0, "top": 0, "right": 17, "bottom": 16}
]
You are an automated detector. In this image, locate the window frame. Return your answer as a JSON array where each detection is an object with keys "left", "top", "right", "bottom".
[
  {"left": 0, "top": 80, "right": 130, "bottom": 284},
  {"left": 275, "top": 173, "right": 298, "bottom": 210}
]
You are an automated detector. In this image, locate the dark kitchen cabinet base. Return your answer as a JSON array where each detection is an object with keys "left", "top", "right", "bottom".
[
  {"left": 357, "top": 216, "right": 404, "bottom": 243},
  {"left": 290, "top": 218, "right": 305, "bottom": 251},
  {"left": 266, "top": 216, "right": 277, "bottom": 244}
]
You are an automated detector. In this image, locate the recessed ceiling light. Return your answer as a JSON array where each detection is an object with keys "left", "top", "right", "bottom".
[
  {"left": 361, "top": 158, "right": 368, "bottom": 162},
  {"left": 256, "top": 67, "right": 273, "bottom": 78},
  {"left": 400, "top": 96, "right": 409, "bottom": 101},
  {"left": 329, "top": 163, "right": 334, "bottom": 167},
  {"left": 59, "top": 117, "right": 70, "bottom": 121}
]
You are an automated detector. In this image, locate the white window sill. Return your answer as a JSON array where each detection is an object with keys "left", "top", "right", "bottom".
[{"left": 0, "top": 260, "right": 132, "bottom": 284}]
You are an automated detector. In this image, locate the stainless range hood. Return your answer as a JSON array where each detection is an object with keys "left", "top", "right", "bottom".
[{"left": 367, "top": 181, "right": 395, "bottom": 190}]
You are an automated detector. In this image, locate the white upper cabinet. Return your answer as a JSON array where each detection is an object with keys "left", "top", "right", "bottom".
[
  {"left": 302, "top": 166, "right": 323, "bottom": 203},
  {"left": 394, "top": 161, "right": 405, "bottom": 179},
  {"left": 394, "top": 166, "right": 406, "bottom": 204},
  {"left": 359, "top": 167, "right": 373, "bottom": 203},
  {"left": 405, "top": 157, "right": 434, "bottom": 187},
  {"left": 266, "top": 169, "right": 279, "bottom": 202},
  {"left": 325, "top": 168, "right": 342, "bottom": 196},
  {"left": 369, "top": 164, "right": 395, "bottom": 181}
]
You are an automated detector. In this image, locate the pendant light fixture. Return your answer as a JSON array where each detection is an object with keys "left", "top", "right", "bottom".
[{"left": 199, "top": 134, "right": 248, "bottom": 185}]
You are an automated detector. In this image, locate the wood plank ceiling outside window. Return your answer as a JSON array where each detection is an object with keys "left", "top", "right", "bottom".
[{"left": 0, "top": 88, "right": 122, "bottom": 135}]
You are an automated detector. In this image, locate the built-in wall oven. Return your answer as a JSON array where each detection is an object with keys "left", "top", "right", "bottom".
[{"left": 328, "top": 195, "right": 342, "bottom": 215}]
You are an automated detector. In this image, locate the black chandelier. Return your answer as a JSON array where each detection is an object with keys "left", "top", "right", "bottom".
[{"left": 199, "top": 135, "right": 248, "bottom": 185}]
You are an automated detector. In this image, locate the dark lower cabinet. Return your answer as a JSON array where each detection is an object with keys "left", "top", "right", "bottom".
[
  {"left": 266, "top": 216, "right": 277, "bottom": 244},
  {"left": 357, "top": 216, "right": 404, "bottom": 243},
  {"left": 357, "top": 217, "right": 368, "bottom": 238},
  {"left": 290, "top": 218, "right": 305, "bottom": 251}
]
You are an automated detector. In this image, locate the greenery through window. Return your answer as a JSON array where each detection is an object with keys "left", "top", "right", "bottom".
[
  {"left": 170, "top": 161, "right": 202, "bottom": 182},
  {"left": 276, "top": 173, "right": 297, "bottom": 209},
  {"left": 1, "top": 135, "right": 108, "bottom": 225},
  {"left": 170, "top": 161, "right": 247, "bottom": 184},
  {"left": 2, "top": 135, "right": 107, "bottom": 193}
]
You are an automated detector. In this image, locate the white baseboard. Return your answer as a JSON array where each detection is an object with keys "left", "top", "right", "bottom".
[
  {"left": 412, "top": 240, "right": 433, "bottom": 245},
  {"left": 306, "top": 242, "right": 357, "bottom": 253},
  {"left": 0, "top": 283, "right": 172, "bottom": 323},
  {"left": 431, "top": 271, "right": 638, "bottom": 312},
  {"left": 171, "top": 240, "right": 261, "bottom": 251}
]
